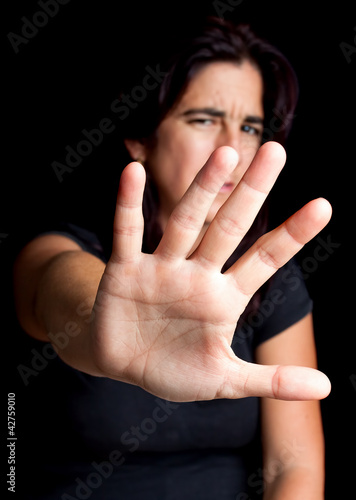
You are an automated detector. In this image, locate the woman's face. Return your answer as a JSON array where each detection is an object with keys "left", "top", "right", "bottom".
[{"left": 137, "top": 61, "right": 264, "bottom": 228}]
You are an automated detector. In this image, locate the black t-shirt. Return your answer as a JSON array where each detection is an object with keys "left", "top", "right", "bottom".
[{"left": 14, "top": 223, "right": 312, "bottom": 500}]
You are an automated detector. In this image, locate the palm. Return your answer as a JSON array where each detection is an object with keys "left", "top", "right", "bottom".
[
  {"left": 91, "top": 143, "right": 332, "bottom": 402},
  {"left": 95, "top": 255, "right": 242, "bottom": 401}
]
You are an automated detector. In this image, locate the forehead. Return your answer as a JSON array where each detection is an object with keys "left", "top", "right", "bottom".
[{"left": 174, "top": 61, "right": 264, "bottom": 114}]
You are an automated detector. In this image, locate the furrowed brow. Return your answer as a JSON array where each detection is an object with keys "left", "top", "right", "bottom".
[
  {"left": 181, "top": 108, "right": 226, "bottom": 118},
  {"left": 244, "top": 115, "right": 264, "bottom": 124}
]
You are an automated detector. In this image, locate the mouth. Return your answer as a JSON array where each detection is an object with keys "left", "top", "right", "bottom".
[{"left": 219, "top": 182, "right": 235, "bottom": 193}]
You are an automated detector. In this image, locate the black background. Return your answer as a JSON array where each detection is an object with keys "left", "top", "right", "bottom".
[{"left": 2, "top": 0, "right": 356, "bottom": 498}]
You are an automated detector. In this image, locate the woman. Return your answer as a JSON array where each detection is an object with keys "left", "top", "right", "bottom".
[{"left": 13, "top": 17, "right": 332, "bottom": 499}]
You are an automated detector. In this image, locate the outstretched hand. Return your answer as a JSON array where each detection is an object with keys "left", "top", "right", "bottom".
[{"left": 90, "top": 142, "right": 332, "bottom": 402}]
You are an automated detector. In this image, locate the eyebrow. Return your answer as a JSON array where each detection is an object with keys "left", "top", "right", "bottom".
[
  {"left": 181, "top": 107, "right": 264, "bottom": 124},
  {"left": 182, "top": 107, "right": 226, "bottom": 118}
]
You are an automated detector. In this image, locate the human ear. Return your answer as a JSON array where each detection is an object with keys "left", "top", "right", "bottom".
[{"left": 124, "top": 139, "right": 147, "bottom": 164}]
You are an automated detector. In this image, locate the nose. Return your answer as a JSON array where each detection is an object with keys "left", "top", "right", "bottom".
[
  {"left": 216, "top": 124, "right": 260, "bottom": 169},
  {"left": 215, "top": 125, "right": 261, "bottom": 183},
  {"left": 216, "top": 126, "right": 241, "bottom": 160}
]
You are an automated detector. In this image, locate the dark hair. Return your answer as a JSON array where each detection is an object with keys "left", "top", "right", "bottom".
[{"left": 118, "top": 17, "right": 298, "bottom": 319}]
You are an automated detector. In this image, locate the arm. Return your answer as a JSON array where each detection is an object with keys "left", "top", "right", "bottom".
[
  {"left": 255, "top": 313, "right": 326, "bottom": 499},
  {"left": 13, "top": 234, "right": 106, "bottom": 375}
]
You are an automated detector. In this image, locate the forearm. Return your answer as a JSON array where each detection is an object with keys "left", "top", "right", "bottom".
[
  {"left": 34, "top": 250, "right": 106, "bottom": 376},
  {"left": 263, "top": 466, "right": 324, "bottom": 500}
]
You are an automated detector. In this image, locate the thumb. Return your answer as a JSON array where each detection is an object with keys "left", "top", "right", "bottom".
[
  {"left": 111, "top": 161, "right": 146, "bottom": 263},
  {"left": 221, "top": 360, "right": 331, "bottom": 401}
]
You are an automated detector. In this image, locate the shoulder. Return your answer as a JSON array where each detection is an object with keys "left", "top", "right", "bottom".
[{"left": 28, "top": 222, "right": 107, "bottom": 262}]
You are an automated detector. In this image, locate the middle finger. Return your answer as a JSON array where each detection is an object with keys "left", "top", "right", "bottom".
[{"left": 191, "top": 141, "right": 286, "bottom": 268}]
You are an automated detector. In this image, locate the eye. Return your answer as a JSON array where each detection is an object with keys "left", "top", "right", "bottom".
[
  {"left": 187, "top": 117, "right": 216, "bottom": 127},
  {"left": 241, "top": 124, "right": 262, "bottom": 136}
]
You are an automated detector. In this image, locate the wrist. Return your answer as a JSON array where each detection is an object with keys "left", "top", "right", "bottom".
[{"left": 51, "top": 315, "right": 105, "bottom": 378}]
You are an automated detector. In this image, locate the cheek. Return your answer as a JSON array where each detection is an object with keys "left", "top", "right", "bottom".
[
  {"left": 149, "top": 131, "right": 215, "bottom": 200},
  {"left": 240, "top": 137, "right": 261, "bottom": 164}
]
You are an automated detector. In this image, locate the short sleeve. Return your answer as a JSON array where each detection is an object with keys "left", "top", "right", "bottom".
[
  {"left": 251, "top": 258, "right": 313, "bottom": 347},
  {"left": 31, "top": 222, "right": 108, "bottom": 263}
]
